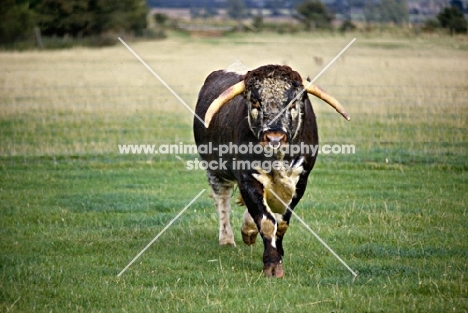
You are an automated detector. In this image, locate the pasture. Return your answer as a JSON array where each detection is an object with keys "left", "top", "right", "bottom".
[{"left": 1, "top": 32, "right": 467, "bottom": 312}]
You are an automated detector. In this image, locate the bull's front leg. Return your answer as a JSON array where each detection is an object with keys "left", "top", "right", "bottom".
[
  {"left": 275, "top": 169, "right": 310, "bottom": 258},
  {"left": 238, "top": 173, "right": 284, "bottom": 278}
]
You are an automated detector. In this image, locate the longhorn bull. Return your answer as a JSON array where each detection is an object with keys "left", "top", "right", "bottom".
[{"left": 193, "top": 64, "right": 349, "bottom": 277}]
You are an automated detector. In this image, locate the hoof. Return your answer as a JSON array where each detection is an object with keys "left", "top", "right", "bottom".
[
  {"left": 263, "top": 263, "right": 284, "bottom": 278},
  {"left": 241, "top": 230, "right": 258, "bottom": 246}
]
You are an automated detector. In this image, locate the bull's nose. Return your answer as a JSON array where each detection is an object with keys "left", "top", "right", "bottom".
[{"left": 263, "top": 132, "right": 286, "bottom": 149}]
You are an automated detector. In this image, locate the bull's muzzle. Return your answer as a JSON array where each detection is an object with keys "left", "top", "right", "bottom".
[{"left": 262, "top": 131, "right": 287, "bottom": 149}]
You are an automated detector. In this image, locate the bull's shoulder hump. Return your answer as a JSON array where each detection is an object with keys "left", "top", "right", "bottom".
[{"left": 201, "top": 70, "right": 245, "bottom": 96}]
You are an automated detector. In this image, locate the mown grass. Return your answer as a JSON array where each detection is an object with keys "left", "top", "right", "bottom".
[
  {"left": 1, "top": 156, "right": 466, "bottom": 312},
  {"left": 1, "top": 33, "right": 467, "bottom": 312}
]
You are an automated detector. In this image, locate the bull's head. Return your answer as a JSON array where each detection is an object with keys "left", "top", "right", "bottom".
[{"left": 204, "top": 65, "right": 349, "bottom": 149}]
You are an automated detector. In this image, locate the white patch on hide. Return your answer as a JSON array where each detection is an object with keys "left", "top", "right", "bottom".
[
  {"left": 241, "top": 209, "right": 258, "bottom": 239},
  {"left": 291, "top": 108, "right": 298, "bottom": 120},
  {"left": 251, "top": 108, "right": 258, "bottom": 120},
  {"left": 252, "top": 160, "right": 303, "bottom": 215},
  {"left": 213, "top": 190, "right": 235, "bottom": 246},
  {"left": 260, "top": 214, "right": 277, "bottom": 248}
]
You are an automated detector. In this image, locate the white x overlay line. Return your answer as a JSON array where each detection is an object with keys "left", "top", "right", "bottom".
[
  {"left": 268, "top": 188, "right": 358, "bottom": 277},
  {"left": 117, "top": 37, "right": 357, "bottom": 277},
  {"left": 268, "top": 38, "right": 356, "bottom": 126},
  {"left": 117, "top": 189, "right": 206, "bottom": 277},
  {"left": 118, "top": 37, "right": 205, "bottom": 125}
]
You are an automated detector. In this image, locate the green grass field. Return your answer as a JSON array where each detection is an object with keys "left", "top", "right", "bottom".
[{"left": 1, "top": 33, "right": 467, "bottom": 312}]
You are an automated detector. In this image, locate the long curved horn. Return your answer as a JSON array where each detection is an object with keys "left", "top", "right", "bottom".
[
  {"left": 204, "top": 80, "right": 245, "bottom": 128},
  {"left": 302, "top": 80, "right": 350, "bottom": 121}
]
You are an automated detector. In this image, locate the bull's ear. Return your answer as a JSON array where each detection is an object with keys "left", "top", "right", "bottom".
[
  {"left": 302, "top": 80, "right": 350, "bottom": 121},
  {"left": 205, "top": 81, "right": 245, "bottom": 128}
]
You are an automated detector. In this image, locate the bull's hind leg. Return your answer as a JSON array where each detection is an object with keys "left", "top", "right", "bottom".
[
  {"left": 241, "top": 209, "right": 258, "bottom": 245},
  {"left": 207, "top": 171, "right": 235, "bottom": 246}
]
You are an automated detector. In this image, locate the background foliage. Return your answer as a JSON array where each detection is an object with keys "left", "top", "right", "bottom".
[
  {"left": 296, "top": 0, "right": 334, "bottom": 30},
  {"left": 437, "top": 6, "right": 468, "bottom": 34},
  {"left": 0, "top": 0, "right": 36, "bottom": 44},
  {"left": 0, "top": 0, "right": 148, "bottom": 45},
  {"left": 364, "top": 0, "right": 409, "bottom": 25},
  {"left": 32, "top": 0, "right": 148, "bottom": 37},
  {"left": 1, "top": 0, "right": 468, "bottom": 47}
]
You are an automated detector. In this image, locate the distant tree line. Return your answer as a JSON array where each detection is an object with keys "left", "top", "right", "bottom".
[
  {"left": 147, "top": 0, "right": 306, "bottom": 10},
  {"left": 295, "top": 0, "right": 335, "bottom": 30},
  {"left": 1, "top": 0, "right": 35, "bottom": 44},
  {"left": 1, "top": 0, "right": 148, "bottom": 45},
  {"left": 1, "top": 0, "right": 467, "bottom": 46},
  {"left": 436, "top": 5, "right": 468, "bottom": 34},
  {"left": 363, "top": 0, "right": 409, "bottom": 25}
]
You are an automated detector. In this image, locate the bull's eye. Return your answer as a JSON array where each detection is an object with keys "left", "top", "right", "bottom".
[
  {"left": 251, "top": 100, "right": 260, "bottom": 109},
  {"left": 251, "top": 108, "right": 259, "bottom": 120},
  {"left": 291, "top": 108, "right": 298, "bottom": 120}
]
